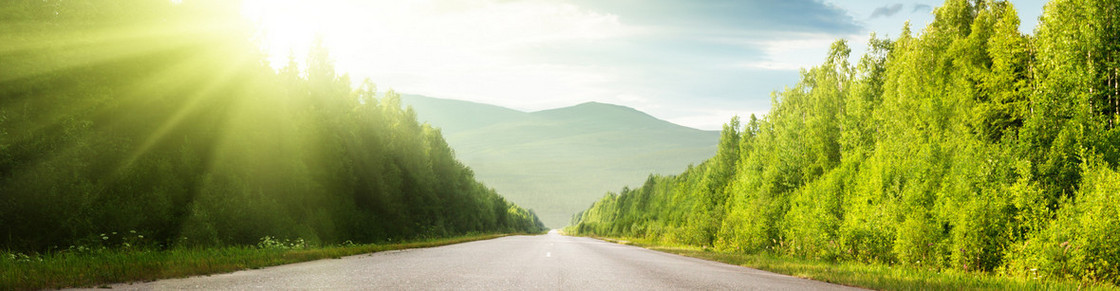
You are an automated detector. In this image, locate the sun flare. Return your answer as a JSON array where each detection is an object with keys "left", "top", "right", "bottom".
[{"left": 240, "top": 0, "right": 349, "bottom": 70}]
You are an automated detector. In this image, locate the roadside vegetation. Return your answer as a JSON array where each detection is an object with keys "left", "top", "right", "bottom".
[
  {"left": 589, "top": 236, "right": 1115, "bottom": 290},
  {"left": 569, "top": 0, "right": 1120, "bottom": 288},
  {"left": 1, "top": 233, "right": 520, "bottom": 290},
  {"left": 0, "top": 0, "right": 545, "bottom": 287},
  {"left": 1, "top": 0, "right": 543, "bottom": 252}
]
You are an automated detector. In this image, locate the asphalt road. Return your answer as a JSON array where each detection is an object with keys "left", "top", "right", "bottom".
[{"left": 88, "top": 231, "right": 861, "bottom": 290}]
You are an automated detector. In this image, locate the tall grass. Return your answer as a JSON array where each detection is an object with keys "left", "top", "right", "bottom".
[
  {"left": 0, "top": 234, "right": 512, "bottom": 290},
  {"left": 596, "top": 236, "right": 1119, "bottom": 291}
]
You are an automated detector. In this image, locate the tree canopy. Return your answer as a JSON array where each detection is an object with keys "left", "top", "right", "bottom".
[{"left": 0, "top": 0, "right": 544, "bottom": 252}]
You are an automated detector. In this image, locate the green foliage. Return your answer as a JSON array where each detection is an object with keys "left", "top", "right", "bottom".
[
  {"left": 0, "top": 0, "right": 544, "bottom": 253},
  {"left": 256, "top": 236, "right": 308, "bottom": 251},
  {"left": 568, "top": 0, "right": 1120, "bottom": 285},
  {"left": 638, "top": 241, "right": 1112, "bottom": 291},
  {"left": 1004, "top": 154, "right": 1120, "bottom": 283},
  {"left": 0, "top": 234, "right": 511, "bottom": 290}
]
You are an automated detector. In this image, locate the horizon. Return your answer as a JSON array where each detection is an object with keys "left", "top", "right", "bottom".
[{"left": 401, "top": 93, "right": 722, "bottom": 131}]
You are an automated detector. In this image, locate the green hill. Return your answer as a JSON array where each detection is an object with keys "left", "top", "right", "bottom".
[{"left": 401, "top": 95, "right": 719, "bottom": 227}]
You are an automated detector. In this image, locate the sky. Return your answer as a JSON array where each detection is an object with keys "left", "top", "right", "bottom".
[{"left": 242, "top": 0, "right": 1049, "bottom": 130}]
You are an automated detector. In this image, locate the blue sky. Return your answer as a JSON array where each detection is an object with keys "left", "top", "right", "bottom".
[{"left": 245, "top": 0, "right": 1049, "bottom": 130}]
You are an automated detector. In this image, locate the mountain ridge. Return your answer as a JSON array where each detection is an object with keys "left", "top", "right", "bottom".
[{"left": 400, "top": 94, "right": 719, "bottom": 227}]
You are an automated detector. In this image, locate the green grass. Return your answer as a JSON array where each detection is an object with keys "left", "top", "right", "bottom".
[
  {"left": 593, "top": 236, "right": 1119, "bottom": 291},
  {"left": 0, "top": 233, "right": 517, "bottom": 290}
]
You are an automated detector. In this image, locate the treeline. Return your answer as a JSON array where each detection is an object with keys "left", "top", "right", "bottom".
[
  {"left": 0, "top": 0, "right": 544, "bottom": 253},
  {"left": 570, "top": 0, "right": 1119, "bottom": 283}
]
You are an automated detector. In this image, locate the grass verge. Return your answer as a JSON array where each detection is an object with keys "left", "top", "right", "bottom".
[
  {"left": 1, "top": 233, "right": 517, "bottom": 290},
  {"left": 593, "top": 236, "right": 1118, "bottom": 291}
]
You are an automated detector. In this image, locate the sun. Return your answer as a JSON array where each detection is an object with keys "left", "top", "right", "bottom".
[
  {"left": 240, "top": 0, "right": 342, "bottom": 70},
  {"left": 239, "top": 0, "right": 414, "bottom": 77}
]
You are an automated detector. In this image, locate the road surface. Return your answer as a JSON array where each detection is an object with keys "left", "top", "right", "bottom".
[{"left": 88, "top": 231, "right": 861, "bottom": 290}]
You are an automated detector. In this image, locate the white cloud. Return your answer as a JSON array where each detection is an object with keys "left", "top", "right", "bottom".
[
  {"left": 243, "top": 0, "right": 636, "bottom": 111},
  {"left": 241, "top": 0, "right": 873, "bottom": 130},
  {"left": 731, "top": 35, "right": 846, "bottom": 71}
]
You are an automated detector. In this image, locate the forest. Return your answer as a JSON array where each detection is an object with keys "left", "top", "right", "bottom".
[
  {"left": 569, "top": 0, "right": 1120, "bottom": 284},
  {"left": 0, "top": 0, "right": 544, "bottom": 253}
]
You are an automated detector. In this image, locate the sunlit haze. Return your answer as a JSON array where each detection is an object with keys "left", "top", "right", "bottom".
[
  {"left": 5, "top": 0, "right": 1117, "bottom": 288},
  {"left": 241, "top": 0, "right": 1047, "bottom": 130}
]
